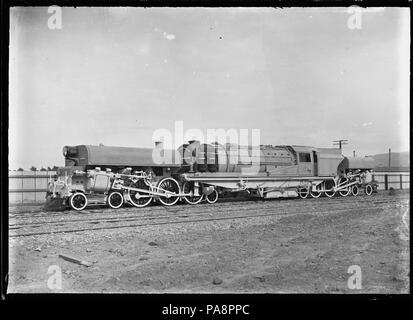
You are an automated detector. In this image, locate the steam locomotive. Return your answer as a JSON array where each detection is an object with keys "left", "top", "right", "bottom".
[{"left": 45, "top": 141, "right": 377, "bottom": 211}]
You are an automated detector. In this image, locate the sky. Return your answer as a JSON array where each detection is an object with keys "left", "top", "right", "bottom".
[{"left": 9, "top": 7, "right": 410, "bottom": 169}]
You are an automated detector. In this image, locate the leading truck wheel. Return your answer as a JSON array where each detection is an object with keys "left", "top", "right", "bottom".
[
  {"left": 206, "top": 189, "right": 219, "bottom": 204},
  {"left": 157, "top": 177, "right": 180, "bottom": 206},
  {"left": 107, "top": 191, "right": 124, "bottom": 209},
  {"left": 365, "top": 184, "right": 373, "bottom": 196},
  {"left": 69, "top": 192, "right": 88, "bottom": 211},
  {"left": 351, "top": 185, "right": 359, "bottom": 196},
  {"left": 182, "top": 181, "right": 204, "bottom": 205}
]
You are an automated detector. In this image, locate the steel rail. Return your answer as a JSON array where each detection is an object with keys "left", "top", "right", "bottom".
[
  {"left": 9, "top": 202, "right": 406, "bottom": 238},
  {"left": 11, "top": 197, "right": 404, "bottom": 228}
]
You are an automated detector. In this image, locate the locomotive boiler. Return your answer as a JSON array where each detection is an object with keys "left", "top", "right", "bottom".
[{"left": 46, "top": 141, "right": 377, "bottom": 211}]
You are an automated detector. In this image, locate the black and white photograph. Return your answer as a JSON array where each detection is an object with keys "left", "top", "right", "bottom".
[{"left": 5, "top": 5, "right": 410, "bottom": 298}]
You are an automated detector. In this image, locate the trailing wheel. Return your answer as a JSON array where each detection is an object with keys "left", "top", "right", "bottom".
[
  {"left": 107, "top": 191, "right": 124, "bottom": 209},
  {"left": 351, "top": 185, "right": 359, "bottom": 196},
  {"left": 182, "top": 181, "right": 204, "bottom": 205},
  {"left": 365, "top": 184, "right": 373, "bottom": 196},
  {"left": 157, "top": 177, "right": 180, "bottom": 206},
  {"left": 310, "top": 184, "right": 322, "bottom": 198},
  {"left": 298, "top": 187, "right": 309, "bottom": 199},
  {"left": 338, "top": 177, "right": 350, "bottom": 197},
  {"left": 206, "top": 189, "right": 219, "bottom": 204},
  {"left": 127, "top": 179, "right": 153, "bottom": 208},
  {"left": 69, "top": 192, "right": 88, "bottom": 211},
  {"left": 324, "top": 180, "right": 336, "bottom": 198}
]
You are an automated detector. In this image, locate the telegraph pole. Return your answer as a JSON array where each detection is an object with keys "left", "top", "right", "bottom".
[
  {"left": 388, "top": 148, "right": 391, "bottom": 168},
  {"left": 333, "top": 139, "right": 348, "bottom": 150}
]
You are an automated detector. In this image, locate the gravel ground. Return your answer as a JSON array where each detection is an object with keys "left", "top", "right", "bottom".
[{"left": 7, "top": 190, "right": 410, "bottom": 293}]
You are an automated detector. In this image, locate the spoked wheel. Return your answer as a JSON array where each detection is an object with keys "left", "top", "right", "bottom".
[
  {"left": 157, "top": 177, "right": 180, "bottom": 206},
  {"left": 182, "top": 181, "right": 204, "bottom": 205},
  {"left": 337, "top": 177, "right": 350, "bottom": 197},
  {"left": 324, "top": 180, "right": 336, "bottom": 198},
  {"left": 351, "top": 185, "right": 359, "bottom": 196},
  {"left": 310, "top": 184, "right": 322, "bottom": 198},
  {"left": 107, "top": 191, "right": 124, "bottom": 209},
  {"left": 69, "top": 192, "right": 88, "bottom": 211},
  {"left": 298, "top": 187, "right": 309, "bottom": 199},
  {"left": 365, "top": 184, "right": 373, "bottom": 196},
  {"left": 127, "top": 179, "right": 153, "bottom": 208},
  {"left": 206, "top": 189, "right": 219, "bottom": 204}
]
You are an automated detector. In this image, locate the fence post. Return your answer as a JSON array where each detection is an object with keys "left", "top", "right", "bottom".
[
  {"left": 21, "top": 170, "right": 24, "bottom": 204},
  {"left": 400, "top": 174, "right": 403, "bottom": 190},
  {"left": 34, "top": 171, "right": 37, "bottom": 202},
  {"left": 384, "top": 174, "right": 388, "bottom": 191}
]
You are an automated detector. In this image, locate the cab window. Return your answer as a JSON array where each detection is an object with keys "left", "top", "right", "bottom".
[{"left": 299, "top": 152, "right": 311, "bottom": 162}]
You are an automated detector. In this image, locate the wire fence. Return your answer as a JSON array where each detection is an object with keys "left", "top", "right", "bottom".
[
  {"left": 9, "top": 171, "right": 56, "bottom": 205},
  {"left": 8, "top": 170, "right": 410, "bottom": 205},
  {"left": 372, "top": 172, "right": 410, "bottom": 191}
]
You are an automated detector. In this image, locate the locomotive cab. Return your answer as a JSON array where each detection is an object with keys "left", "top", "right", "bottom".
[
  {"left": 297, "top": 151, "right": 313, "bottom": 176},
  {"left": 289, "top": 146, "right": 345, "bottom": 177},
  {"left": 291, "top": 146, "right": 319, "bottom": 176}
]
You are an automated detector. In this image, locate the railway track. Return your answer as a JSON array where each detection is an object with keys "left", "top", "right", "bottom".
[
  {"left": 9, "top": 191, "right": 410, "bottom": 218},
  {"left": 9, "top": 193, "right": 409, "bottom": 238},
  {"left": 9, "top": 195, "right": 408, "bottom": 228},
  {"left": 8, "top": 201, "right": 397, "bottom": 230},
  {"left": 9, "top": 192, "right": 410, "bottom": 221}
]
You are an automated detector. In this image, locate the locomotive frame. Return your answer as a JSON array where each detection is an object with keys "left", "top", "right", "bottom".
[{"left": 46, "top": 142, "right": 378, "bottom": 211}]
